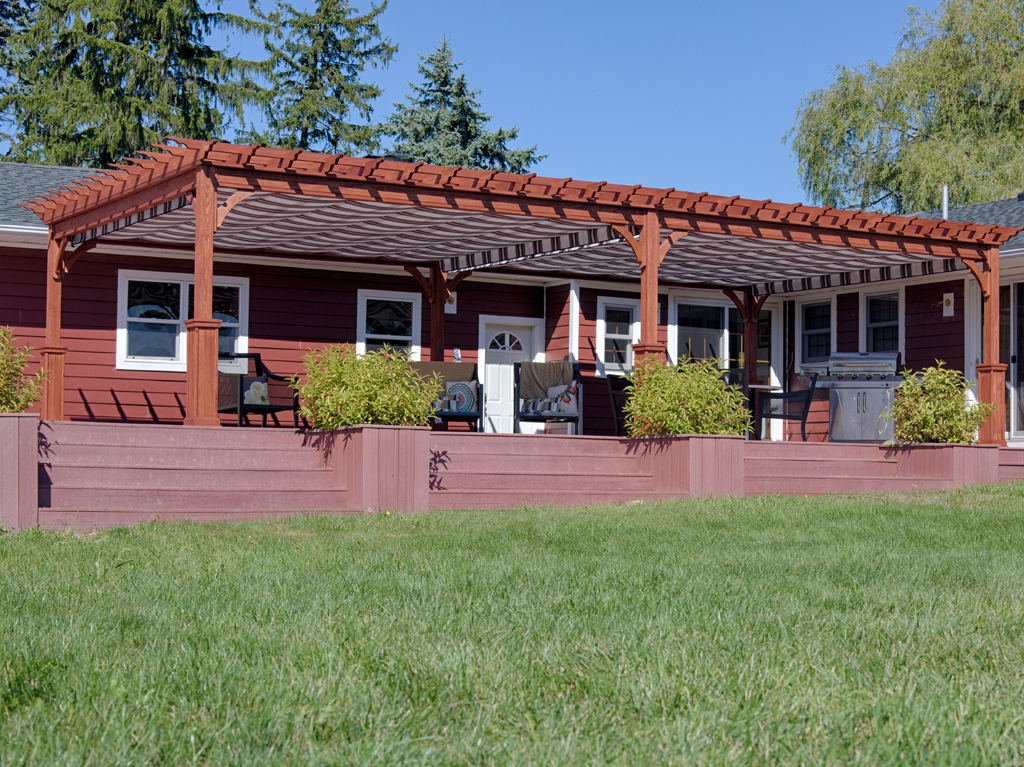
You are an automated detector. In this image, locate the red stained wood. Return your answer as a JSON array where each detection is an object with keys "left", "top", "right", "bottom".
[{"left": 836, "top": 292, "right": 859, "bottom": 353}]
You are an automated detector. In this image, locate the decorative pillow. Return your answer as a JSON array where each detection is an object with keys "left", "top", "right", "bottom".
[
  {"left": 521, "top": 396, "right": 561, "bottom": 413},
  {"left": 242, "top": 376, "right": 270, "bottom": 406},
  {"left": 548, "top": 380, "right": 579, "bottom": 413},
  {"left": 445, "top": 381, "right": 477, "bottom": 413}
]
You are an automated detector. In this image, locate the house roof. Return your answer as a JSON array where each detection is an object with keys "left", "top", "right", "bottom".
[
  {"left": 917, "top": 197, "right": 1024, "bottom": 250},
  {"left": 18, "top": 139, "right": 1022, "bottom": 295},
  {"left": 0, "top": 161, "right": 91, "bottom": 228}
]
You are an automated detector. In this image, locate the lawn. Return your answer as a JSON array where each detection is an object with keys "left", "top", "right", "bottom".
[{"left": 2, "top": 486, "right": 1024, "bottom": 766}]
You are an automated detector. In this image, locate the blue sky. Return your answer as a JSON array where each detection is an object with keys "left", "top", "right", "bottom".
[{"left": 225, "top": 0, "right": 917, "bottom": 206}]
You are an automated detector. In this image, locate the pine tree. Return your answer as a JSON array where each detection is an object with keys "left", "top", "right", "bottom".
[
  {"left": 247, "top": 0, "right": 396, "bottom": 155},
  {"left": 1, "top": 0, "right": 267, "bottom": 167},
  {"left": 383, "top": 38, "right": 543, "bottom": 172}
]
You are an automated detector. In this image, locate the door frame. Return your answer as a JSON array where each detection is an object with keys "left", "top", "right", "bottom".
[{"left": 477, "top": 315, "right": 546, "bottom": 392}]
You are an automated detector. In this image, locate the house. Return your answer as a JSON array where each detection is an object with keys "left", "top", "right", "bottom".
[
  {"left": 1, "top": 143, "right": 1018, "bottom": 445},
  {"left": 3, "top": 140, "right": 1024, "bottom": 529}
]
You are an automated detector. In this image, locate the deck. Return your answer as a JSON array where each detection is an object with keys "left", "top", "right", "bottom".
[{"left": 0, "top": 414, "right": 1015, "bottom": 530}]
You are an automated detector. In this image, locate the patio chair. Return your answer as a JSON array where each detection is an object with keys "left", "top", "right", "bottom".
[
  {"left": 756, "top": 373, "right": 818, "bottom": 442},
  {"left": 217, "top": 352, "right": 300, "bottom": 428},
  {"left": 409, "top": 361, "right": 482, "bottom": 431},
  {"left": 514, "top": 360, "right": 582, "bottom": 434},
  {"left": 606, "top": 375, "right": 630, "bottom": 437}
]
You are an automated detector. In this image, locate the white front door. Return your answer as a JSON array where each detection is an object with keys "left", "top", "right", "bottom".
[{"left": 482, "top": 326, "right": 534, "bottom": 433}]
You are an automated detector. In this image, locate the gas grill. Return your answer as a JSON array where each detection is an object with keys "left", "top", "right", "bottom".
[{"left": 813, "top": 352, "right": 903, "bottom": 442}]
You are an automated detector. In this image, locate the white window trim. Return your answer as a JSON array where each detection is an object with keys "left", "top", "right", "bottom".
[
  {"left": 667, "top": 297, "right": 731, "bottom": 367},
  {"left": 796, "top": 297, "right": 836, "bottom": 371},
  {"left": 860, "top": 287, "right": 905, "bottom": 358},
  {"left": 356, "top": 288, "right": 422, "bottom": 360},
  {"left": 596, "top": 296, "right": 641, "bottom": 377},
  {"left": 116, "top": 269, "right": 249, "bottom": 372}
]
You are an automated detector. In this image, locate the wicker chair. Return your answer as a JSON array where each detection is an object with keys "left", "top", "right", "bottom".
[
  {"left": 514, "top": 361, "right": 582, "bottom": 434},
  {"left": 217, "top": 352, "right": 300, "bottom": 428},
  {"left": 757, "top": 373, "right": 819, "bottom": 442},
  {"left": 409, "top": 361, "right": 482, "bottom": 431}
]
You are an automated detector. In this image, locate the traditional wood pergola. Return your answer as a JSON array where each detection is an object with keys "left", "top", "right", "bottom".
[{"left": 23, "top": 139, "right": 1020, "bottom": 444}]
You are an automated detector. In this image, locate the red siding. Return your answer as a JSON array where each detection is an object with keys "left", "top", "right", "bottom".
[
  {"left": 0, "top": 247, "right": 543, "bottom": 424},
  {"left": 836, "top": 292, "right": 859, "bottom": 353},
  {"left": 905, "top": 280, "right": 964, "bottom": 373},
  {"left": 544, "top": 284, "right": 571, "bottom": 362}
]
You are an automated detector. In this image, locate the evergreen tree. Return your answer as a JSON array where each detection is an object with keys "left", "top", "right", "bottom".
[
  {"left": 787, "top": 0, "right": 1024, "bottom": 214},
  {"left": 383, "top": 38, "right": 543, "bottom": 172},
  {"left": 247, "top": 0, "right": 396, "bottom": 154},
  {"left": 1, "top": 0, "right": 267, "bottom": 167}
]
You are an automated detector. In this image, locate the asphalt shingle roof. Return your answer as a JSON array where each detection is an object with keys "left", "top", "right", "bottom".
[
  {"left": 918, "top": 196, "right": 1024, "bottom": 250},
  {"left": 0, "top": 161, "right": 88, "bottom": 227}
]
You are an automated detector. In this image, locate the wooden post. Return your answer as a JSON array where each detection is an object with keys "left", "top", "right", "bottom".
[
  {"left": 184, "top": 167, "right": 221, "bottom": 426},
  {"left": 404, "top": 264, "right": 468, "bottom": 362},
  {"left": 39, "top": 233, "right": 67, "bottom": 421},
  {"left": 613, "top": 212, "right": 685, "bottom": 361},
  {"left": 974, "top": 244, "right": 1006, "bottom": 446},
  {"left": 723, "top": 287, "right": 768, "bottom": 386}
]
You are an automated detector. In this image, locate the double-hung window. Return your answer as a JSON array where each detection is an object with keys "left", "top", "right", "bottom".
[
  {"left": 801, "top": 302, "right": 831, "bottom": 364},
  {"left": 116, "top": 270, "right": 248, "bottom": 371},
  {"left": 866, "top": 293, "right": 899, "bottom": 352},
  {"left": 596, "top": 296, "right": 640, "bottom": 376},
  {"left": 356, "top": 289, "right": 422, "bottom": 359}
]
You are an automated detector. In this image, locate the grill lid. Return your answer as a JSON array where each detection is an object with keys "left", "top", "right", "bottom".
[{"left": 827, "top": 352, "right": 899, "bottom": 374}]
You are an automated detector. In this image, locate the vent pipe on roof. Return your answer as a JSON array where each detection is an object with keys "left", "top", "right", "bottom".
[{"left": 941, "top": 184, "right": 949, "bottom": 219}]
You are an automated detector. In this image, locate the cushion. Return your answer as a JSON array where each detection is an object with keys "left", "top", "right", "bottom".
[
  {"left": 445, "top": 381, "right": 478, "bottom": 413},
  {"left": 521, "top": 396, "right": 562, "bottom": 414},
  {"left": 242, "top": 376, "right": 270, "bottom": 406},
  {"left": 548, "top": 380, "right": 579, "bottom": 413}
]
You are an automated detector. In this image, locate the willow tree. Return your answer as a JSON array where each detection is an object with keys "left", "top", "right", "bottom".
[
  {"left": 382, "top": 38, "right": 544, "bottom": 172},
  {"left": 787, "top": 0, "right": 1024, "bottom": 214},
  {"left": 1, "top": 0, "right": 266, "bottom": 167}
]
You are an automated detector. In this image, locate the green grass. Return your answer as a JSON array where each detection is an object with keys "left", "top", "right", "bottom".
[{"left": 3, "top": 487, "right": 1024, "bottom": 765}]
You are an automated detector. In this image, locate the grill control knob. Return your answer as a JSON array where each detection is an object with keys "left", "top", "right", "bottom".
[{"left": 865, "top": 374, "right": 873, "bottom": 380}]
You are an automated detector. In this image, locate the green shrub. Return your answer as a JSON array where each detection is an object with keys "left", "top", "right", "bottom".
[
  {"left": 294, "top": 344, "right": 441, "bottom": 430},
  {"left": 884, "top": 361, "right": 994, "bottom": 444},
  {"left": 0, "top": 327, "right": 44, "bottom": 413},
  {"left": 623, "top": 357, "right": 751, "bottom": 437}
]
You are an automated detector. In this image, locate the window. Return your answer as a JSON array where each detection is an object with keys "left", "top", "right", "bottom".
[
  {"left": 116, "top": 270, "right": 248, "bottom": 371},
  {"left": 596, "top": 297, "right": 640, "bottom": 376},
  {"left": 356, "top": 289, "right": 422, "bottom": 359},
  {"left": 866, "top": 293, "right": 899, "bottom": 352},
  {"left": 801, "top": 302, "right": 831, "bottom": 363},
  {"left": 678, "top": 303, "right": 725, "bottom": 362}
]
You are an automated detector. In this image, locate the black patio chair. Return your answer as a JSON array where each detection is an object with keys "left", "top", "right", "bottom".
[
  {"left": 409, "top": 361, "right": 483, "bottom": 432},
  {"left": 217, "top": 352, "right": 300, "bottom": 428},
  {"left": 606, "top": 375, "right": 630, "bottom": 437},
  {"left": 756, "top": 373, "right": 819, "bottom": 442},
  {"left": 514, "top": 361, "right": 582, "bottom": 434}
]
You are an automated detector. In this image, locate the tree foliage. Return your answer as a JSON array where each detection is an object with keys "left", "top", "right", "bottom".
[
  {"left": 1, "top": 0, "right": 266, "bottom": 167},
  {"left": 246, "top": 0, "right": 396, "bottom": 155},
  {"left": 382, "top": 38, "right": 544, "bottom": 172},
  {"left": 787, "top": 0, "right": 1024, "bottom": 214},
  {"left": 295, "top": 344, "right": 440, "bottom": 429},
  {"left": 623, "top": 357, "right": 750, "bottom": 438}
]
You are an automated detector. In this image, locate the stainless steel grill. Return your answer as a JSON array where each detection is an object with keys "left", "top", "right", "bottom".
[{"left": 817, "top": 353, "right": 902, "bottom": 442}]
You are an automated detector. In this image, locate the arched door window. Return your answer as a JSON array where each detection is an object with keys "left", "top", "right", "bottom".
[{"left": 488, "top": 331, "right": 524, "bottom": 351}]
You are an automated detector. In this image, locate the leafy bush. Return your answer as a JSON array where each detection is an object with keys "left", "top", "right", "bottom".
[
  {"left": 623, "top": 357, "right": 750, "bottom": 437},
  {"left": 884, "top": 361, "right": 994, "bottom": 444},
  {"left": 294, "top": 344, "right": 441, "bottom": 430},
  {"left": 0, "top": 327, "right": 44, "bottom": 413}
]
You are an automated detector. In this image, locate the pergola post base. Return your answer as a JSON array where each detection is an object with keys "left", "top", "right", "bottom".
[
  {"left": 976, "top": 363, "right": 1007, "bottom": 446},
  {"left": 184, "top": 319, "right": 222, "bottom": 427},
  {"left": 38, "top": 346, "right": 66, "bottom": 421},
  {"left": 632, "top": 343, "right": 667, "bottom": 361}
]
